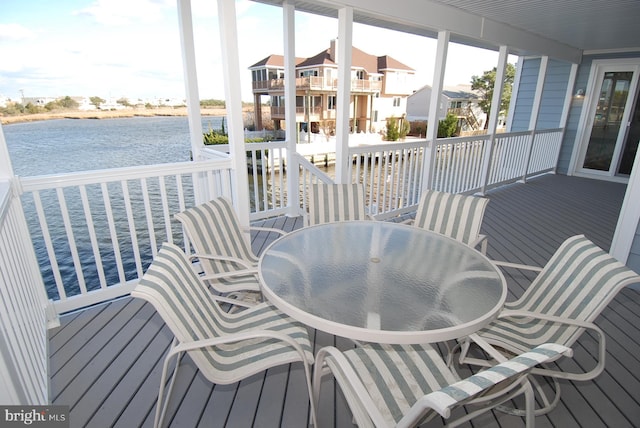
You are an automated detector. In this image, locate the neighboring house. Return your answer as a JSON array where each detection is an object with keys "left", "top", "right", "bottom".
[
  {"left": 406, "top": 84, "right": 485, "bottom": 133},
  {"left": 249, "top": 39, "right": 415, "bottom": 136}
]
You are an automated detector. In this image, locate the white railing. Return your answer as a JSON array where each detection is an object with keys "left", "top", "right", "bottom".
[
  {"left": 432, "top": 135, "right": 488, "bottom": 194},
  {"left": 201, "top": 141, "right": 289, "bottom": 220},
  {"left": 432, "top": 128, "right": 563, "bottom": 194},
  {"left": 12, "top": 128, "right": 563, "bottom": 316},
  {"left": 349, "top": 140, "right": 428, "bottom": 218},
  {"left": 0, "top": 180, "right": 51, "bottom": 405},
  {"left": 18, "top": 159, "right": 235, "bottom": 314}
]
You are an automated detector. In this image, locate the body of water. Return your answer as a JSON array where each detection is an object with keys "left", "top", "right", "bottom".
[{"left": 4, "top": 115, "right": 226, "bottom": 175}]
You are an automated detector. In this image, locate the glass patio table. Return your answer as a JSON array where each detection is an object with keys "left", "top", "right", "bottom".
[{"left": 258, "top": 221, "right": 507, "bottom": 344}]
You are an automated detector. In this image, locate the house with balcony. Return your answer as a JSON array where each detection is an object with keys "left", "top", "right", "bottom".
[
  {"left": 2, "top": 0, "right": 640, "bottom": 426},
  {"left": 407, "top": 84, "right": 486, "bottom": 134},
  {"left": 249, "top": 39, "right": 415, "bottom": 137}
]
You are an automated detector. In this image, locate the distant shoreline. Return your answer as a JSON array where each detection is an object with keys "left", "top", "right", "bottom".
[{"left": 0, "top": 106, "right": 252, "bottom": 125}]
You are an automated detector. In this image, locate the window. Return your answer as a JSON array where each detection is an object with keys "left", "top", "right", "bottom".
[
  {"left": 393, "top": 97, "right": 401, "bottom": 107},
  {"left": 328, "top": 96, "right": 337, "bottom": 110},
  {"left": 355, "top": 70, "right": 365, "bottom": 80}
]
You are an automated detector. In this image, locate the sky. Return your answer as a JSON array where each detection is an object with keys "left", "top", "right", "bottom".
[{"left": 0, "top": 0, "right": 510, "bottom": 103}]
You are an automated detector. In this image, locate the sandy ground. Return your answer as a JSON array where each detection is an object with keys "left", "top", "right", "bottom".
[{"left": 0, "top": 106, "right": 257, "bottom": 125}]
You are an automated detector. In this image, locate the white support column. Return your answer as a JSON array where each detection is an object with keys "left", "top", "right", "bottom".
[
  {"left": 611, "top": 147, "right": 640, "bottom": 265},
  {"left": 217, "top": 0, "right": 250, "bottom": 227},
  {"left": 479, "top": 45, "right": 509, "bottom": 194},
  {"left": 335, "top": 7, "right": 353, "bottom": 184},
  {"left": 0, "top": 124, "right": 14, "bottom": 180},
  {"left": 177, "top": 0, "right": 204, "bottom": 163},
  {"left": 283, "top": 1, "right": 299, "bottom": 216},
  {"left": 421, "top": 30, "right": 449, "bottom": 191},
  {"left": 521, "top": 56, "right": 548, "bottom": 182}
]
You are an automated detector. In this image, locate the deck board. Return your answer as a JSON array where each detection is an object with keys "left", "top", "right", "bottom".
[{"left": 49, "top": 174, "right": 640, "bottom": 427}]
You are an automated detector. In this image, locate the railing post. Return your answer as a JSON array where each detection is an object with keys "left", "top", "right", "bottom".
[
  {"left": 217, "top": 0, "right": 251, "bottom": 225},
  {"left": 422, "top": 30, "right": 449, "bottom": 192},
  {"left": 283, "top": 1, "right": 300, "bottom": 217},
  {"left": 479, "top": 45, "right": 509, "bottom": 195},
  {"left": 335, "top": 7, "right": 354, "bottom": 184},
  {"left": 520, "top": 56, "right": 548, "bottom": 183}
]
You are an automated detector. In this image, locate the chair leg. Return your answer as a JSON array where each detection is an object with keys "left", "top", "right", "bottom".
[
  {"left": 496, "top": 374, "right": 561, "bottom": 417},
  {"left": 155, "top": 340, "right": 184, "bottom": 428}
]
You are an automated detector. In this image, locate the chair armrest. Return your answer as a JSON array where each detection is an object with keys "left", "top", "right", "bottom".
[
  {"left": 491, "top": 260, "right": 544, "bottom": 273},
  {"left": 246, "top": 226, "right": 287, "bottom": 236},
  {"left": 410, "top": 343, "right": 571, "bottom": 424},
  {"left": 190, "top": 253, "right": 256, "bottom": 271},
  {"left": 468, "top": 234, "right": 489, "bottom": 254},
  {"left": 478, "top": 310, "right": 606, "bottom": 381}
]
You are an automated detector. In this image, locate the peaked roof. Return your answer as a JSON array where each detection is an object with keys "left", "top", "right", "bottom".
[
  {"left": 250, "top": 44, "right": 414, "bottom": 74},
  {"left": 249, "top": 54, "right": 305, "bottom": 69}
]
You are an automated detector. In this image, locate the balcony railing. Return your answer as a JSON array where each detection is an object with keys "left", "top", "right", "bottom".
[
  {"left": 18, "top": 159, "right": 235, "bottom": 314},
  {"left": 253, "top": 77, "right": 382, "bottom": 93},
  {"left": 8, "top": 128, "right": 562, "bottom": 315}
]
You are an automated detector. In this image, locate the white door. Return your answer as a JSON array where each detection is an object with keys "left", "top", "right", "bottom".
[{"left": 575, "top": 59, "right": 640, "bottom": 180}]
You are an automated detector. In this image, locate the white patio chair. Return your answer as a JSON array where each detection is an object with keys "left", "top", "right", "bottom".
[
  {"left": 405, "top": 189, "right": 489, "bottom": 253},
  {"left": 174, "top": 196, "right": 286, "bottom": 308},
  {"left": 313, "top": 342, "right": 572, "bottom": 428},
  {"left": 453, "top": 234, "right": 640, "bottom": 416},
  {"left": 131, "top": 242, "right": 317, "bottom": 428},
  {"left": 307, "top": 183, "right": 374, "bottom": 225}
]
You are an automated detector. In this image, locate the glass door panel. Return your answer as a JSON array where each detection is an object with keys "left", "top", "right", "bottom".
[
  {"left": 617, "top": 87, "right": 640, "bottom": 175},
  {"left": 582, "top": 71, "right": 633, "bottom": 171}
]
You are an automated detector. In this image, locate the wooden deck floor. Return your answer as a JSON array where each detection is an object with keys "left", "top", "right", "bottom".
[{"left": 49, "top": 174, "right": 640, "bottom": 427}]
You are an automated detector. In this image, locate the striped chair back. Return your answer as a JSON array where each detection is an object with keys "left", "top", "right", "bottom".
[
  {"left": 131, "top": 242, "right": 313, "bottom": 384},
  {"left": 413, "top": 190, "right": 488, "bottom": 245},
  {"left": 174, "top": 197, "right": 258, "bottom": 274},
  {"left": 308, "top": 183, "right": 368, "bottom": 225},
  {"left": 506, "top": 234, "right": 639, "bottom": 347}
]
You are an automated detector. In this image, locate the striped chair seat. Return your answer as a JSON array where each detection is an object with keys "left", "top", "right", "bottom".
[
  {"left": 131, "top": 242, "right": 316, "bottom": 427},
  {"left": 308, "top": 183, "right": 372, "bottom": 225},
  {"left": 175, "top": 197, "right": 286, "bottom": 307},
  {"left": 409, "top": 189, "right": 489, "bottom": 253},
  {"left": 313, "top": 342, "right": 571, "bottom": 427}
]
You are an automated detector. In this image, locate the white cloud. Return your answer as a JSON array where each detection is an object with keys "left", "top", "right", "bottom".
[
  {"left": 0, "top": 23, "right": 36, "bottom": 42},
  {"left": 72, "top": 0, "right": 174, "bottom": 26}
]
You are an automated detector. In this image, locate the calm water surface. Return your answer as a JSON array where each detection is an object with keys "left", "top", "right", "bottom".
[{"left": 4, "top": 116, "right": 225, "bottom": 175}]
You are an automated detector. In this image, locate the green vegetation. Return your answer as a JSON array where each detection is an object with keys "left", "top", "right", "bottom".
[
  {"left": 471, "top": 63, "right": 516, "bottom": 128},
  {"left": 385, "top": 115, "right": 410, "bottom": 141},
  {"left": 202, "top": 118, "right": 268, "bottom": 146},
  {"left": 437, "top": 113, "right": 459, "bottom": 138},
  {"left": 90, "top": 96, "right": 105, "bottom": 108}
]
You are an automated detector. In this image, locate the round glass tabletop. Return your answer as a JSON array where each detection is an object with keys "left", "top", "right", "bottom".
[{"left": 258, "top": 221, "right": 506, "bottom": 344}]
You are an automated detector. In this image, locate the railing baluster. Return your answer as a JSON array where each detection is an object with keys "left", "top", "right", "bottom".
[
  {"left": 101, "top": 182, "right": 126, "bottom": 285},
  {"left": 32, "top": 191, "right": 66, "bottom": 300},
  {"left": 79, "top": 185, "right": 107, "bottom": 289}
]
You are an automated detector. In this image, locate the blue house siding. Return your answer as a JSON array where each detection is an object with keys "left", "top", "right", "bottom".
[{"left": 513, "top": 52, "right": 640, "bottom": 273}]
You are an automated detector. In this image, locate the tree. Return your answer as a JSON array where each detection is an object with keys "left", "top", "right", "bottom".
[
  {"left": 471, "top": 63, "right": 516, "bottom": 128},
  {"left": 90, "top": 96, "right": 105, "bottom": 108},
  {"left": 437, "top": 113, "right": 458, "bottom": 138},
  {"left": 58, "top": 96, "right": 79, "bottom": 109}
]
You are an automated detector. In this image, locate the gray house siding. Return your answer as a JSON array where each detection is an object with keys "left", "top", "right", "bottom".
[{"left": 513, "top": 52, "right": 640, "bottom": 274}]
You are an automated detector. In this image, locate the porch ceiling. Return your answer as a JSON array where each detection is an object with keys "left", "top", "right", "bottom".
[{"left": 253, "top": 0, "right": 640, "bottom": 62}]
